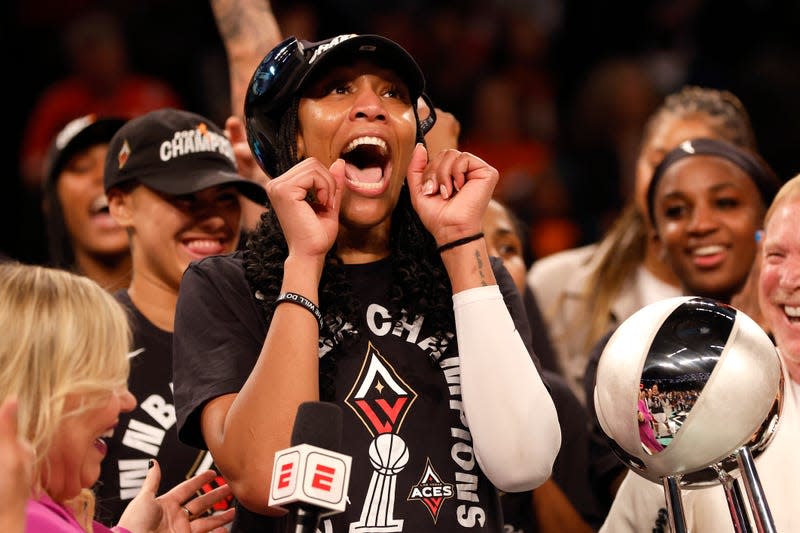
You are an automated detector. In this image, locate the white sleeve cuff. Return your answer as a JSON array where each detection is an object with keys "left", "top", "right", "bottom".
[{"left": 452, "top": 284, "right": 504, "bottom": 307}]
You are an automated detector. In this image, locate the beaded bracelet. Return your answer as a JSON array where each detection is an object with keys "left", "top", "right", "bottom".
[
  {"left": 275, "top": 292, "right": 323, "bottom": 330},
  {"left": 437, "top": 232, "right": 485, "bottom": 254}
]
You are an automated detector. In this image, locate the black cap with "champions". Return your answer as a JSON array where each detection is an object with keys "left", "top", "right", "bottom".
[{"left": 104, "top": 108, "right": 267, "bottom": 205}]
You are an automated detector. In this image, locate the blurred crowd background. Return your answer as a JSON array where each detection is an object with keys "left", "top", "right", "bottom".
[{"left": 4, "top": 0, "right": 800, "bottom": 266}]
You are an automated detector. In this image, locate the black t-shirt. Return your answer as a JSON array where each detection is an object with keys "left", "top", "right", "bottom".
[
  {"left": 582, "top": 328, "right": 625, "bottom": 516},
  {"left": 522, "top": 286, "right": 560, "bottom": 376},
  {"left": 174, "top": 251, "right": 539, "bottom": 532},
  {"left": 94, "top": 290, "right": 231, "bottom": 525},
  {"left": 500, "top": 370, "right": 604, "bottom": 532}
]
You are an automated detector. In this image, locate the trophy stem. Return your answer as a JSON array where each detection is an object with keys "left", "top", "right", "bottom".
[
  {"left": 719, "top": 470, "right": 752, "bottom": 533},
  {"left": 735, "top": 447, "right": 776, "bottom": 533},
  {"left": 662, "top": 475, "right": 688, "bottom": 533}
]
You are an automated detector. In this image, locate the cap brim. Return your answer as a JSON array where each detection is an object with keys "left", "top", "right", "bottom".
[
  {"left": 45, "top": 118, "right": 127, "bottom": 186},
  {"left": 299, "top": 34, "right": 425, "bottom": 101},
  {"left": 137, "top": 170, "right": 267, "bottom": 205}
]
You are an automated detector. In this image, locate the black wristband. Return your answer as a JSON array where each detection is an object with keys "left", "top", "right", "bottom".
[
  {"left": 275, "top": 292, "right": 323, "bottom": 330},
  {"left": 437, "top": 232, "right": 484, "bottom": 253}
]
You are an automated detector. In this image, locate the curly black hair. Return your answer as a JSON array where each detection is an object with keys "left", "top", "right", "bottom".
[{"left": 243, "top": 97, "right": 455, "bottom": 400}]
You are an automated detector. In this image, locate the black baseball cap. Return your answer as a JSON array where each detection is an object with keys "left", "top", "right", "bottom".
[
  {"left": 104, "top": 108, "right": 267, "bottom": 205},
  {"left": 245, "top": 34, "right": 434, "bottom": 177},
  {"left": 44, "top": 114, "right": 126, "bottom": 189},
  {"left": 300, "top": 34, "right": 425, "bottom": 100}
]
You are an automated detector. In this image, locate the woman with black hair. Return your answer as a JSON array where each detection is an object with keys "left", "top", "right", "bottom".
[
  {"left": 172, "top": 34, "right": 560, "bottom": 532},
  {"left": 42, "top": 114, "right": 131, "bottom": 291}
]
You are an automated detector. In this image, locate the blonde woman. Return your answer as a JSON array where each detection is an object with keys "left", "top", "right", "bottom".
[{"left": 0, "top": 263, "right": 233, "bottom": 533}]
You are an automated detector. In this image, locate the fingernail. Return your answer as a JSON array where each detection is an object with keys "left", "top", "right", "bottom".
[
  {"left": 148, "top": 459, "right": 155, "bottom": 469},
  {"left": 439, "top": 184, "right": 449, "bottom": 199},
  {"left": 755, "top": 230, "right": 764, "bottom": 243},
  {"left": 423, "top": 180, "right": 434, "bottom": 195}
]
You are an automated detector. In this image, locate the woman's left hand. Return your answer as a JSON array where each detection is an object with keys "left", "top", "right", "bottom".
[
  {"left": 117, "top": 460, "right": 234, "bottom": 533},
  {"left": 406, "top": 143, "right": 498, "bottom": 246}
]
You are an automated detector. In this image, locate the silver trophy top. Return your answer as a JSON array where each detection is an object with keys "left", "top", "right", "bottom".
[{"left": 594, "top": 296, "right": 783, "bottom": 487}]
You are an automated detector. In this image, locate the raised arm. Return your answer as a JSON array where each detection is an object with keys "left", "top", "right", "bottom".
[
  {"left": 210, "top": 0, "right": 282, "bottom": 228},
  {"left": 210, "top": 0, "right": 282, "bottom": 119},
  {"left": 197, "top": 158, "right": 344, "bottom": 513},
  {"left": 406, "top": 144, "right": 561, "bottom": 491}
]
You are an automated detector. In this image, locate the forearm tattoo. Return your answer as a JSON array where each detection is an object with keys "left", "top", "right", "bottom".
[{"left": 475, "top": 250, "right": 488, "bottom": 286}]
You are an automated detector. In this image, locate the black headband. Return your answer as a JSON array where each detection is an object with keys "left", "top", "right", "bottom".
[{"left": 647, "top": 138, "right": 780, "bottom": 221}]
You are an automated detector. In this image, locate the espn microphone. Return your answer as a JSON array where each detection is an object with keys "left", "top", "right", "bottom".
[{"left": 269, "top": 401, "right": 351, "bottom": 533}]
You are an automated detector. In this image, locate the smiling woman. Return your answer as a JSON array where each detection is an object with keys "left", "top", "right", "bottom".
[
  {"left": 599, "top": 174, "right": 800, "bottom": 533},
  {"left": 94, "top": 108, "right": 267, "bottom": 526},
  {"left": 0, "top": 262, "right": 233, "bottom": 533},
  {"left": 172, "top": 33, "right": 561, "bottom": 532},
  {"left": 42, "top": 115, "right": 131, "bottom": 292},
  {"left": 647, "top": 137, "right": 781, "bottom": 303}
]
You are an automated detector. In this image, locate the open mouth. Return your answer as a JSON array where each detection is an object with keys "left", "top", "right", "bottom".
[
  {"left": 90, "top": 195, "right": 110, "bottom": 216},
  {"left": 94, "top": 428, "right": 114, "bottom": 455},
  {"left": 341, "top": 137, "right": 391, "bottom": 191},
  {"left": 692, "top": 244, "right": 725, "bottom": 257},
  {"left": 183, "top": 238, "right": 228, "bottom": 257},
  {"left": 88, "top": 195, "right": 123, "bottom": 230},
  {"left": 784, "top": 305, "right": 800, "bottom": 322},
  {"left": 690, "top": 244, "right": 726, "bottom": 268}
]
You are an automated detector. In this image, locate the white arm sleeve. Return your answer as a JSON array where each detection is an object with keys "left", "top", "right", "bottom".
[{"left": 454, "top": 284, "right": 561, "bottom": 492}]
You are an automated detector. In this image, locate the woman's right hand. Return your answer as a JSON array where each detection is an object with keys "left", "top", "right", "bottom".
[{"left": 266, "top": 157, "right": 344, "bottom": 259}]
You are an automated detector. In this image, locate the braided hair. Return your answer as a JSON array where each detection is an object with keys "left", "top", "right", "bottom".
[
  {"left": 642, "top": 86, "right": 758, "bottom": 152},
  {"left": 243, "top": 97, "right": 455, "bottom": 400}
]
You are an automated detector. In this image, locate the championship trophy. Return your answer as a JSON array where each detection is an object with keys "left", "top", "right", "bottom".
[{"left": 594, "top": 297, "right": 783, "bottom": 533}]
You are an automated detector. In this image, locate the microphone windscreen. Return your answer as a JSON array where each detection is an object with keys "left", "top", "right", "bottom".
[{"left": 290, "top": 401, "right": 343, "bottom": 451}]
